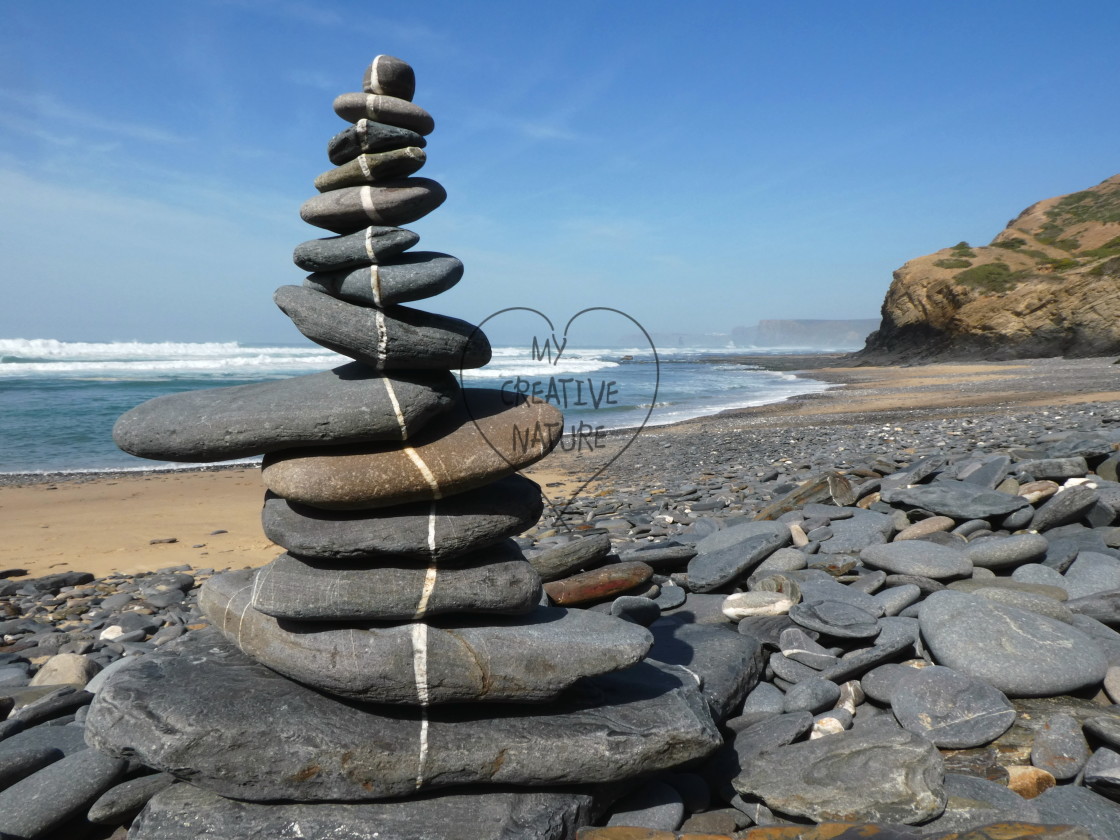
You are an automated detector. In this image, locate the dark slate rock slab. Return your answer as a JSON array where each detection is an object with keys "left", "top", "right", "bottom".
[
  {"left": 1084, "top": 746, "right": 1120, "bottom": 799},
  {"left": 293, "top": 225, "right": 420, "bottom": 272},
  {"left": 816, "top": 510, "right": 895, "bottom": 555},
  {"left": 921, "top": 773, "right": 1041, "bottom": 835},
  {"left": 1031, "top": 712, "right": 1091, "bottom": 780},
  {"left": 647, "top": 613, "right": 765, "bottom": 722},
  {"left": 694, "top": 521, "right": 791, "bottom": 556},
  {"left": 1018, "top": 457, "right": 1090, "bottom": 480},
  {"left": 251, "top": 541, "right": 541, "bottom": 621},
  {"left": 0, "top": 722, "right": 88, "bottom": 761},
  {"left": 861, "top": 541, "right": 972, "bottom": 580},
  {"left": 88, "top": 772, "right": 175, "bottom": 825},
  {"left": 732, "top": 728, "right": 946, "bottom": 825},
  {"left": 889, "top": 665, "right": 1015, "bottom": 748},
  {"left": 881, "top": 480, "right": 1029, "bottom": 519},
  {"left": 86, "top": 630, "right": 721, "bottom": 802},
  {"left": 327, "top": 119, "right": 427, "bottom": 166},
  {"left": 1067, "top": 590, "right": 1120, "bottom": 627},
  {"left": 789, "top": 600, "right": 881, "bottom": 639},
  {"left": 274, "top": 286, "right": 490, "bottom": 370},
  {"left": 202, "top": 570, "right": 650, "bottom": 704},
  {"left": 114, "top": 365, "right": 457, "bottom": 462},
  {"left": 704, "top": 711, "right": 813, "bottom": 801},
  {"left": 919, "top": 590, "right": 1109, "bottom": 697},
  {"left": 305, "top": 252, "right": 463, "bottom": 307},
  {"left": 1032, "top": 486, "right": 1102, "bottom": 531},
  {"left": 687, "top": 530, "right": 791, "bottom": 592},
  {"left": 605, "top": 780, "right": 684, "bottom": 830},
  {"left": 526, "top": 534, "right": 612, "bottom": 582},
  {"left": 0, "top": 745, "right": 62, "bottom": 791},
  {"left": 0, "top": 746, "right": 127, "bottom": 838},
  {"left": 129, "top": 782, "right": 593, "bottom": 840},
  {"left": 1033, "top": 784, "right": 1120, "bottom": 840},
  {"left": 263, "top": 474, "right": 542, "bottom": 563},
  {"left": 1063, "top": 553, "right": 1120, "bottom": 599}
]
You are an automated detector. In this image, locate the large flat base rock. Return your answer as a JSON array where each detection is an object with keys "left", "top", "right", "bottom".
[
  {"left": 202, "top": 569, "right": 650, "bottom": 703},
  {"left": 130, "top": 782, "right": 593, "bottom": 840},
  {"left": 85, "top": 629, "right": 721, "bottom": 802}
]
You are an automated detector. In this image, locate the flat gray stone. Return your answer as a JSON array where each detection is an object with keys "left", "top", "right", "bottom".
[
  {"left": 687, "top": 529, "right": 791, "bottom": 592},
  {"left": 922, "top": 773, "right": 1041, "bottom": 835},
  {"left": 301, "top": 178, "right": 444, "bottom": 233},
  {"left": 293, "top": 225, "right": 420, "bottom": 272},
  {"left": 789, "top": 599, "right": 881, "bottom": 639},
  {"left": 890, "top": 665, "right": 1015, "bottom": 748},
  {"left": 605, "top": 780, "right": 684, "bottom": 830},
  {"left": 732, "top": 728, "right": 946, "bottom": 825},
  {"left": 1018, "top": 457, "right": 1090, "bottom": 481},
  {"left": 919, "top": 590, "right": 1109, "bottom": 696},
  {"left": 1033, "top": 784, "right": 1120, "bottom": 840},
  {"left": 965, "top": 533, "right": 1050, "bottom": 569},
  {"left": 1068, "top": 590, "right": 1120, "bottom": 627},
  {"left": 274, "top": 286, "right": 490, "bottom": 370},
  {"left": 816, "top": 509, "right": 895, "bottom": 555},
  {"left": 86, "top": 630, "right": 721, "bottom": 802},
  {"left": 129, "top": 782, "right": 593, "bottom": 840},
  {"left": 1032, "top": 486, "right": 1102, "bottom": 531},
  {"left": 526, "top": 534, "right": 612, "bottom": 583},
  {"left": 305, "top": 252, "right": 463, "bottom": 307},
  {"left": 114, "top": 365, "right": 456, "bottom": 462},
  {"left": 881, "top": 480, "right": 1029, "bottom": 519},
  {"left": 263, "top": 474, "right": 542, "bottom": 563},
  {"left": 647, "top": 613, "right": 765, "bottom": 722},
  {"left": 327, "top": 119, "right": 427, "bottom": 166},
  {"left": 313, "top": 146, "right": 427, "bottom": 192},
  {"left": 0, "top": 746, "right": 127, "bottom": 838},
  {"left": 88, "top": 772, "right": 175, "bottom": 825},
  {"left": 332, "top": 93, "right": 435, "bottom": 135},
  {"left": 968, "top": 586, "right": 1075, "bottom": 623},
  {"left": 1084, "top": 746, "right": 1120, "bottom": 799},
  {"left": 251, "top": 540, "right": 541, "bottom": 621},
  {"left": 694, "top": 521, "right": 791, "bottom": 555},
  {"left": 0, "top": 746, "right": 63, "bottom": 791},
  {"left": 1063, "top": 552, "right": 1120, "bottom": 599},
  {"left": 202, "top": 569, "right": 650, "bottom": 704},
  {"left": 861, "top": 541, "right": 972, "bottom": 580},
  {"left": 783, "top": 677, "right": 840, "bottom": 714},
  {"left": 1032, "top": 712, "right": 1091, "bottom": 780}
]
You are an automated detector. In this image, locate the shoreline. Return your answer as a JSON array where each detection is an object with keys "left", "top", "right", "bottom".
[{"left": 2, "top": 354, "right": 1118, "bottom": 579}]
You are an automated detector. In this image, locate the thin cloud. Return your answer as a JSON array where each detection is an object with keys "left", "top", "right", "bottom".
[{"left": 0, "top": 89, "right": 187, "bottom": 146}]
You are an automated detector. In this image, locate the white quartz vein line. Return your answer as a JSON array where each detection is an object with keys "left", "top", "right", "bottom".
[
  {"left": 226, "top": 583, "right": 255, "bottom": 650},
  {"left": 360, "top": 185, "right": 383, "bottom": 224},
  {"left": 369, "top": 265, "right": 383, "bottom": 307},
  {"left": 403, "top": 446, "right": 443, "bottom": 500},
  {"left": 364, "top": 225, "right": 377, "bottom": 261},
  {"left": 382, "top": 374, "right": 408, "bottom": 440},
  {"left": 411, "top": 621, "right": 431, "bottom": 788},
  {"left": 413, "top": 503, "right": 440, "bottom": 618},
  {"left": 374, "top": 308, "right": 389, "bottom": 370}
]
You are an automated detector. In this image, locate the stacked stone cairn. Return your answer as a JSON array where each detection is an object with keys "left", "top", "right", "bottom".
[{"left": 84, "top": 56, "right": 723, "bottom": 838}]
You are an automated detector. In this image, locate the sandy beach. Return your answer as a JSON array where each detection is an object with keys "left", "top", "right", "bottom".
[{"left": 3, "top": 355, "right": 1117, "bottom": 580}]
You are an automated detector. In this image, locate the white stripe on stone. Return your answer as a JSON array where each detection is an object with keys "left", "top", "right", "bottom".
[
  {"left": 364, "top": 225, "right": 377, "bottom": 262},
  {"left": 382, "top": 376, "right": 409, "bottom": 440},
  {"left": 403, "top": 446, "right": 443, "bottom": 500},
  {"left": 374, "top": 308, "right": 388, "bottom": 369},
  {"left": 411, "top": 620, "right": 431, "bottom": 787},
  {"left": 360, "top": 186, "right": 383, "bottom": 224},
  {"left": 414, "top": 563, "right": 438, "bottom": 619},
  {"left": 358, "top": 155, "right": 372, "bottom": 180},
  {"left": 369, "top": 265, "right": 382, "bottom": 307}
]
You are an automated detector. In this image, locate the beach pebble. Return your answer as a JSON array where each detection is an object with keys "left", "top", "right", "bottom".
[
  {"left": 861, "top": 541, "right": 972, "bottom": 579},
  {"left": 889, "top": 664, "right": 1015, "bottom": 748}
]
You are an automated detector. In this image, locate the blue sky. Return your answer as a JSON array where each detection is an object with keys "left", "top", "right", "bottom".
[{"left": 2, "top": 1, "right": 1118, "bottom": 345}]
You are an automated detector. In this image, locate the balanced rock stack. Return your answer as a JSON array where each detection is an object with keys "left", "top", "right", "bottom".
[{"left": 92, "top": 56, "right": 722, "bottom": 839}]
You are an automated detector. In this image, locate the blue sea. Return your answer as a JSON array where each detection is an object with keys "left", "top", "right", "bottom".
[{"left": 0, "top": 338, "right": 839, "bottom": 474}]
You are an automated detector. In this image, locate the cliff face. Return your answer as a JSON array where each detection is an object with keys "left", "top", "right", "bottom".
[{"left": 859, "top": 174, "right": 1120, "bottom": 362}]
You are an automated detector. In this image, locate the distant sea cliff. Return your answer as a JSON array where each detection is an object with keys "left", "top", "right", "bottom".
[{"left": 859, "top": 173, "right": 1120, "bottom": 362}]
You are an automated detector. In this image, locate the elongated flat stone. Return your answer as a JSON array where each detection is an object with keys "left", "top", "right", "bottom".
[
  {"left": 890, "top": 665, "right": 1015, "bottom": 748},
  {"left": 293, "top": 226, "right": 419, "bottom": 272},
  {"left": 881, "top": 481, "right": 1029, "bottom": 519},
  {"left": 327, "top": 119, "right": 427, "bottom": 166},
  {"left": 130, "top": 783, "right": 593, "bottom": 840},
  {"left": 274, "top": 286, "right": 490, "bottom": 371},
  {"left": 733, "top": 728, "right": 946, "bottom": 825},
  {"left": 251, "top": 540, "right": 541, "bottom": 621},
  {"left": 363, "top": 55, "right": 416, "bottom": 100},
  {"left": 314, "top": 147, "right": 426, "bottom": 191},
  {"left": 543, "top": 562, "right": 653, "bottom": 606},
  {"left": 333, "top": 93, "right": 434, "bottom": 134},
  {"left": 262, "top": 389, "right": 559, "bottom": 509},
  {"left": 263, "top": 474, "right": 543, "bottom": 562},
  {"left": 300, "top": 178, "right": 446, "bottom": 234},
  {"left": 113, "top": 364, "right": 455, "bottom": 462},
  {"left": 202, "top": 569, "right": 647, "bottom": 704},
  {"left": 86, "top": 629, "right": 721, "bottom": 801},
  {"left": 305, "top": 251, "right": 463, "bottom": 307}
]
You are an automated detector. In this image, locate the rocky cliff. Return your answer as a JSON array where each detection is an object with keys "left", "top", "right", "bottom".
[{"left": 859, "top": 174, "right": 1120, "bottom": 361}]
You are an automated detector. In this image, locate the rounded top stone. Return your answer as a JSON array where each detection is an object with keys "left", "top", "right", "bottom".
[{"left": 364, "top": 55, "right": 416, "bottom": 101}]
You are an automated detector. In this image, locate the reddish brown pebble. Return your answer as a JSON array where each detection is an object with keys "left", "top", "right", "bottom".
[
  {"left": 576, "top": 829, "right": 676, "bottom": 840},
  {"left": 544, "top": 562, "right": 654, "bottom": 606},
  {"left": 894, "top": 516, "right": 956, "bottom": 541}
]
